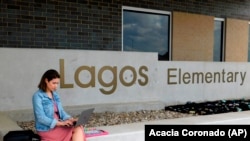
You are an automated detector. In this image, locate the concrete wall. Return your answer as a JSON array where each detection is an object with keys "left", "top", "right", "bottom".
[
  {"left": 1, "top": 48, "right": 250, "bottom": 112},
  {"left": 157, "top": 61, "right": 250, "bottom": 105}
]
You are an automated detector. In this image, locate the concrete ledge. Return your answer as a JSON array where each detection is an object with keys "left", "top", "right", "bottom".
[
  {"left": 0, "top": 101, "right": 165, "bottom": 141},
  {"left": 0, "top": 112, "right": 22, "bottom": 141},
  {"left": 2, "top": 109, "right": 250, "bottom": 141},
  {"left": 87, "top": 111, "right": 250, "bottom": 141}
]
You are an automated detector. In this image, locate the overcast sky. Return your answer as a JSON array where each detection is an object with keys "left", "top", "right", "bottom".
[{"left": 123, "top": 10, "right": 169, "bottom": 55}]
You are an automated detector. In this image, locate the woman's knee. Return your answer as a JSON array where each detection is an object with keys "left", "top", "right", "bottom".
[
  {"left": 72, "top": 126, "right": 85, "bottom": 141},
  {"left": 73, "top": 126, "right": 83, "bottom": 134}
]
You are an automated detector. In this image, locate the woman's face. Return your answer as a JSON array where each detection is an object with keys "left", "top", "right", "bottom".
[{"left": 45, "top": 78, "right": 60, "bottom": 92}]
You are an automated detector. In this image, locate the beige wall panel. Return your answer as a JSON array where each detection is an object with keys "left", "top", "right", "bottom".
[
  {"left": 225, "top": 18, "right": 249, "bottom": 62},
  {"left": 172, "top": 11, "right": 214, "bottom": 61}
]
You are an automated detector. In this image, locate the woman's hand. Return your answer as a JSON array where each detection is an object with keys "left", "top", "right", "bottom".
[
  {"left": 57, "top": 118, "right": 75, "bottom": 127},
  {"left": 69, "top": 117, "right": 78, "bottom": 126},
  {"left": 69, "top": 117, "right": 78, "bottom": 122}
]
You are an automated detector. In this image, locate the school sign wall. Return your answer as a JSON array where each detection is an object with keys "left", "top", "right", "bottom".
[{"left": 0, "top": 48, "right": 249, "bottom": 111}]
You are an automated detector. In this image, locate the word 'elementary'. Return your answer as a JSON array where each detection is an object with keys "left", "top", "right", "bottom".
[{"left": 167, "top": 68, "right": 246, "bottom": 86}]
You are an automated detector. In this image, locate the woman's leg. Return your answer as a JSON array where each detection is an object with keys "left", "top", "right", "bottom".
[{"left": 72, "top": 126, "right": 86, "bottom": 141}]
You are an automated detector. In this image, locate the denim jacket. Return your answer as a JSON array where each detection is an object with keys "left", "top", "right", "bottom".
[{"left": 32, "top": 89, "right": 71, "bottom": 131}]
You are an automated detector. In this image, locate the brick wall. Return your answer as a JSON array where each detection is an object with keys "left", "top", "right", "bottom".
[{"left": 1, "top": 0, "right": 250, "bottom": 50}]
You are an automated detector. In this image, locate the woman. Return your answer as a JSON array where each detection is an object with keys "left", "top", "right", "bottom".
[{"left": 32, "top": 69, "right": 86, "bottom": 141}]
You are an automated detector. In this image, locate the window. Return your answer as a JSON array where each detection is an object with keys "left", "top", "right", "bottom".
[
  {"left": 248, "top": 22, "right": 250, "bottom": 62},
  {"left": 122, "top": 6, "right": 171, "bottom": 61},
  {"left": 213, "top": 18, "right": 225, "bottom": 62}
]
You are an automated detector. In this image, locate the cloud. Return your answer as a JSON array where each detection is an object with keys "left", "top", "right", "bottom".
[{"left": 123, "top": 10, "right": 169, "bottom": 55}]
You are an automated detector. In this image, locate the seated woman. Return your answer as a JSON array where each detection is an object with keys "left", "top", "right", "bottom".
[{"left": 32, "top": 69, "right": 86, "bottom": 141}]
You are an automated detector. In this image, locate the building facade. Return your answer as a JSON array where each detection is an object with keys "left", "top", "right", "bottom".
[{"left": 1, "top": 0, "right": 250, "bottom": 61}]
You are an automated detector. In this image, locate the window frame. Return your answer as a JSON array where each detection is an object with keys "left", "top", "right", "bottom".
[
  {"left": 214, "top": 18, "right": 225, "bottom": 62},
  {"left": 248, "top": 21, "right": 250, "bottom": 62}
]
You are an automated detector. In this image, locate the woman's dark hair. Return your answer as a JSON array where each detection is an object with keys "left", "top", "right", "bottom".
[{"left": 38, "top": 69, "right": 60, "bottom": 92}]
